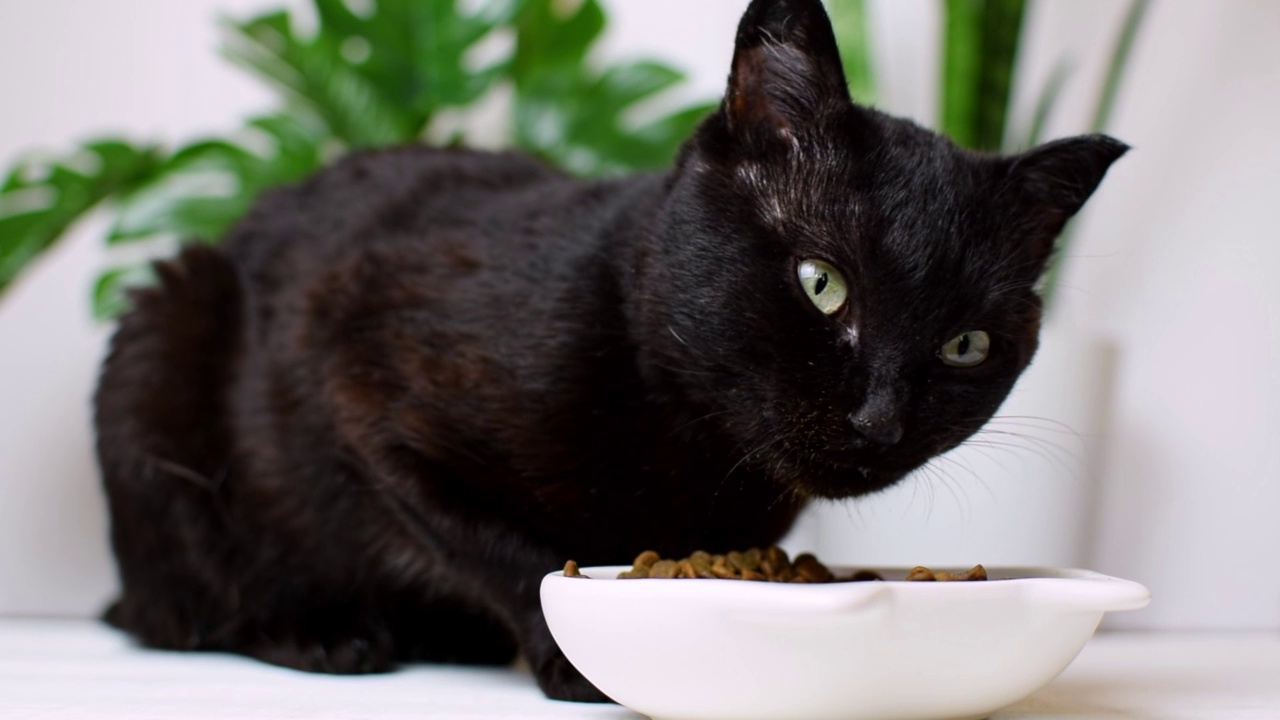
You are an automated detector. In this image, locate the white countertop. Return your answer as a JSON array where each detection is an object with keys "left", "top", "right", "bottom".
[{"left": 1, "top": 619, "right": 1277, "bottom": 719}]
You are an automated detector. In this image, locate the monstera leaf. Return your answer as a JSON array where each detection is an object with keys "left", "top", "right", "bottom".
[
  {"left": 109, "top": 113, "right": 327, "bottom": 245},
  {"left": 0, "top": 141, "right": 163, "bottom": 294},
  {"left": 90, "top": 112, "right": 330, "bottom": 319},
  {"left": 310, "top": 0, "right": 517, "bottom": 120},
  {"left": 0, "top": 0, "right": 718, "bottom": 316},
  {"left": 223, "top": 0, "right": 516, "bottom": 147},
  {"left": 223, "top": 11, "right": 419, "bottom": 146},
  {"left": 510, "top": 0, "right": 714, "bottom": 175}
]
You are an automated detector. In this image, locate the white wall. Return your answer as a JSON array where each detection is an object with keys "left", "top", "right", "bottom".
[
  {"left": 1053, "top": 0, "right": 1280, "bottom": 631},
  {"left": 0, "top": 0, "right": 283, "bottom": 616},
  {"left": 1, "top": 0, "right": 1277, "bottom": 630}
]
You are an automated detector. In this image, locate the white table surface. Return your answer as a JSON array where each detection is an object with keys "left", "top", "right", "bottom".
[{"left": 1, "top": 619, "right": 1277, "bottom": 719}]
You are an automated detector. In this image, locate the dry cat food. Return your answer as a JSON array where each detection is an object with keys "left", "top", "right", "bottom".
[
  {"left": 903, "top": 564, "right": 988, "bottom": 582},
  {"left": 562, "top": 548, "right": 987, "bottom": 583}
]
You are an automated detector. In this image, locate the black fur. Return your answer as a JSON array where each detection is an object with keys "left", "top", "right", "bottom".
[{"left": 94, "top": 0, "right": 1126, "bottom": 702}]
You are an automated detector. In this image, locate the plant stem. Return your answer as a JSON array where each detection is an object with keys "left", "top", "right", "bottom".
[
  {"left": 828, "top": 0, "right": 876, "bottom": 105},
  {"left": 1091, "top": 0, "right": 1151, "bottom": 133},
  {"left": 1041, "top": 0, "right": 1150, "bottom": 310},
  {"left": 940, "top": 0, "right": 984, "bottom": 149},
  {"left": 977, "top": 0, "right": 1026, "bottom": 151}
]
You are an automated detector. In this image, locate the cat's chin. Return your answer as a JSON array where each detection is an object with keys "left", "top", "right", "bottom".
[{"left": 779, "top": 455, "right": 919, "bottom": 501}]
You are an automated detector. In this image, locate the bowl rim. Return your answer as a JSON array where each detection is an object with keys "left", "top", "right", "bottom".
[{"left": 543, "top": 565, "right": 1151, "bottom": 613}]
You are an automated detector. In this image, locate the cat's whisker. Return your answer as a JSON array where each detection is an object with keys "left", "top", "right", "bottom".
[
  {"left": 721, "top": 433, "right": 784, "bottom": 491},
  {"left": 935, "top": 451, "right": 998, "bottom": 506},
  {"left": 976, "top": 432, "right": 1081, "bottom": 468},
  {"left": 651, "top": 362, "right": 725, "bottom": 380},
  {"left": 960, "top": 437, "right": 1079, "bottom": 481},
  {"left": 671, "top": 409, "right": 733, "bottom": 437},
  {"left": 908, "top": 461, "right": 944, "bottom": 523},
  {"left": 945, "top": 441, "right": 1014, "bottom": 482},
  {"left": 973, "top": 428, "right": 1080, "bottom": 467},
  {"left": 963, "top": 415, "right": 1087, "bottom": 456},
  {"left": 911, "top": 463, "right": 940, "bottom": 521},
  {"left": 667, "top": 325, "right": 689, "bottom": 346},
  {"left": 964, "top": 436, "right": 1068, "bottom": 471},
  {"left": 766, "top": 481, "right": 796, "bottom": 512},
  {"left": 986, "top": 278, "right": 1036, "bottom": 300},
  {"left": 987, "top": 415, "right": 1089, "bottom": 439},
  {"left": 912, "top": 459, "right": 951, "bottom": 518},
  {"left": 928, "top": 465, "right": 956, "bottom": 524},
  {"left": 924, "top": 457, "right": 973, "bottom": 524}
]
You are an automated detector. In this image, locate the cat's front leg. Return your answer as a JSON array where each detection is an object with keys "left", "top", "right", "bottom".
[
  {"left": 516, "top": 602, "right": 610, "bottom": 703},
  {"left": 445, "top": 543, "right": 609, "bottom": 702},
  {"left": 377, "top": 487, "right": 609, "bottom": 702},
  {"left": 456, "top": 540, "right": 609, "bottom": 702}
]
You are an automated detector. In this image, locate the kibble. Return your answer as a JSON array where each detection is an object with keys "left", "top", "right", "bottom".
[
  {"left": 634, "top": 550, "right": 661, "bottom": 569},
  {"left": 565, "top": 550, "right": 991, "bottom": 583},
  {"left": 793, "top": 553, "right": 835, "bottom": 583},
  {"left": 936, "top": 565, "right": 988, "bottom": 582},
  {"left": 649, "top": 559, "right": 680, "bottom": 579},
  {"left": 905, "top": 564, "right": 987, "bottom": 582},
  {"left": 905, "top": 566, "right": 937, "bottom": 582}
]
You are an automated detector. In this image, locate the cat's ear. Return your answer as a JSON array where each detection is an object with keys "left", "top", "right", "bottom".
[
  {"left": 724, "top": 0, "right": 850, "bottom": 142},
  {"left": 1006, "top": 134, "right": 1130, "bottom": 259}
]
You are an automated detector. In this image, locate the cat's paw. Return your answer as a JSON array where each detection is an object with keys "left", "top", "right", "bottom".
[
  {"left": 248, "top": 632, "right": 396, "bottom": 675},
  {"left": 533, "top": 652, "right": 612, "bottom": 703}
]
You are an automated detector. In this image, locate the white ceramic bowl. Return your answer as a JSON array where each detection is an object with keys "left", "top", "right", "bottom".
[{"left": 542, "top": 566, "right": 1149, "bottom": 720}]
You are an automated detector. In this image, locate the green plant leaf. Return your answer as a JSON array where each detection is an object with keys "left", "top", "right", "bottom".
[
  {"left": 939, "top": 0, "right": 984, "bottom": 149},
  {"left": 91, "top": 264, "right": 155, "bottom": 321},
  {"left": 3, "top": 0, "right": 717, "bottom": 307},
  {"left": 515, "top": 63, "right": 712, "bottom": 175},
  {"left": 312, "top": 0, "right": 516, "bottom": 120},
  {"left": 826, "top": 0, "right": 876, "bottom": 105},
  {"left": 940, "top": 0, "right": 1027, "bottom": 151},
  {"left": 1040, "top": 0, "right": 1150, "bottom": 309},
  {"left": 512, "top": 0, "right": 605, "bottom": 79},
  {"left": 977, "top": 0, "right": 1026, "bottom": 151},
  {"left": 1091, "top": 0, "right": 1150, "bottom": 133},
  {"left": 221, "top": 11, "right": 418, "bottom": 146},
  {"left": 0, "top": 140, "right": 163, "bottom": 294},
  {"left": 109, "top": 113, "right": 327, "bottom": 245},
  {"left": 511, "top": 0, "right": 712, "bottom": 175},
  {"left": 1019, "top": 58, "right": 1073, "bottom": 151}
]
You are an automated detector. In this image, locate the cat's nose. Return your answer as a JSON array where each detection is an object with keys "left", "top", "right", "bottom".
[{"left": 849, "top": 413, "right": 904, "bottom": 447}]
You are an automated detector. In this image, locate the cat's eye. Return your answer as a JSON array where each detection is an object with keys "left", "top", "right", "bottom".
[
  {"left": 940, "top": 331, "right": 991, "bottom": 368},
  {"left": 797, "top": 259, "right": 847, "bottom": 315}
]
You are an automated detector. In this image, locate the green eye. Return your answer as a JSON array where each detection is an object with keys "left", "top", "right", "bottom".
[
  {"left": 797, "top": 259, "right": 848, "bottom": 315},
  {"left": 940, "top": 331, "right": 991, "bottom": 368}
]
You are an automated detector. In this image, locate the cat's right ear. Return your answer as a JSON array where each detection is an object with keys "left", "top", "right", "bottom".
[
  {"left": 1005, "top": 134, "right": 1130, "bottom": 262},
  {"left": 724, "top": 0, "right": 851, "bottom": 143}
]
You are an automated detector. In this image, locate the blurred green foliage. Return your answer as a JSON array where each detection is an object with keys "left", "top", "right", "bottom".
[
  {"left": 0, "top": 0, "right": 1147, "bottom": 318},
  {"left": 0, "top": 0, "right": 713, "bottom": 319},
  {"left": 935, "top": 0, "right": 1149, "bottom": 303},
  {"left": 829, "top": 0, "right": 1148, "bottom": 303}
]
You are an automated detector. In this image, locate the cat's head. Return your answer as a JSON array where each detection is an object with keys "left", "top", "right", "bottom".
[{"left": 640, "top": 0, "right": 1127, "bottom": 499}]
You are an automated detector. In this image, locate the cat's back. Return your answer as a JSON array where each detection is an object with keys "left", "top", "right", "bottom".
[{"left": 224, "top": 145, "right": 571, "bottom": 281}]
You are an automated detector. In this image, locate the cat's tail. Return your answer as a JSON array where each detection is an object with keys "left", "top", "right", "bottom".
[{"left": 94, "top": 244, "right": 244, "bottom": 648}]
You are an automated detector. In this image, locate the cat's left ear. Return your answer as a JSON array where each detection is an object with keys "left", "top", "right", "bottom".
[
  {"left": 1006, "top": 134, "right": 1130, "bottom": 258},
  {"left": 724, "top": 0, "right": 851, "bottom": 142}
]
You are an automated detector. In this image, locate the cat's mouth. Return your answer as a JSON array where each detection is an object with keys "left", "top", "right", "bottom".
[
  {"left": 781, "top": 451, "right": 922, "bottom": 500},
  {"left": 810, "top": 467, "right": 912, "bottom": 500}
]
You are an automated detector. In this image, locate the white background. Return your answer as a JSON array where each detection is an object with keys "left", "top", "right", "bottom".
[{"left": 1, "top": 0, "right": 1277, "bottom": 631}]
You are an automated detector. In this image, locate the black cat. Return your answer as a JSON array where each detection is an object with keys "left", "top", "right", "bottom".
[{"left": 94, "top": 0, "right": 1127, "bottom": 702}]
